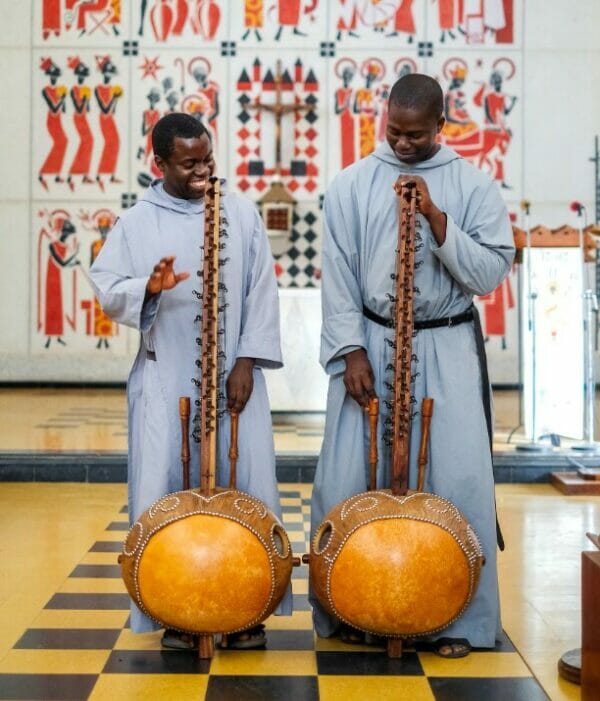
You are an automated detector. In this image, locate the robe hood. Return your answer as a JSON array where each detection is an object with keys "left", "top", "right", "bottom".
[
  {"left": 139, "top": 179, "right": 228, "bottom": 215},
  {"left": 372, "top": 142, "right": 461, "bottom": 170}
]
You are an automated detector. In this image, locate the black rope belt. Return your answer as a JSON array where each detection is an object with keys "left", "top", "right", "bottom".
[{"left": 362, "top": 304, "right": 474, "bottom": 330}]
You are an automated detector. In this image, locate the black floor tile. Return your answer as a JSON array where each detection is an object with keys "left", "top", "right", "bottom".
[
  {"left": 89, "top": 541, "right": 123, "bottom": 553},
  {"left": 0, "top": 674, "right": 97, "bottom": 700},
  {"left": 493, "top": 630, "right": 517, "bottom": 652},
  {"left": 106, "top": 521, "right": 128, "bottom": 531},
  {"left": 429, "top": 677, "right": 550, "bottom": 701},
  {"left": 264, "top": 629, "right": 314, "bottom": 650},
  {"left": 206, "top": 675, "right": 318, "bottom": 701},
  {"left": 316, "top": 650, "right": 424, "bottom": 676},
  {"left": 282, "top": 521, "right": 305, "bottom": 531},
  {"left": 15, "top": 628, "right": 121, "bottom": 650},
  {"left": 293, "top": 594, "right": 311, "bottom": 611},
  {"left": 69, "top": 564, "right": 121, "bottom": 578},
  {"left": 292, "top": 567, "right": 309, "bottom": 580},
  {"left": 279, "top": 491, "right": 301, "bottom": 498},
  {"left": 44, "top": 593, "right": 130, "bottom": 610},
  {"left": 102, "top": 649, "right": 210, "bottom": 674},
  {"left": 414, "top": 629, "right": 516, "bottom": 655}
]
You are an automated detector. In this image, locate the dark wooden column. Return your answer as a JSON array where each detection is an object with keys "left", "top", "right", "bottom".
[{"left": 582, "top": 550, "right": 600, "bottom": 700}]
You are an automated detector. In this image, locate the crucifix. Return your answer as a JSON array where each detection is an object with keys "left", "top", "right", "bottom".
[{"left": 254, "top": 59, "right": 310, "bottom": 178}]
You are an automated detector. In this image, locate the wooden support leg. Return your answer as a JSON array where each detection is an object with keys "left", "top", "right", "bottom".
[
  {"left": 198, "top": 634, "right": 214, "bottom": 659},
  {"left": 387, "top": 637, "right": 403, "bottom": 658},
  {"left": 582, "top": 551, "right": 600, "bottom": 700}
]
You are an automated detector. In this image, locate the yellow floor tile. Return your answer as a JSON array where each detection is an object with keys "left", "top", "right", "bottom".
[
  {"left": 292, "top": 578, "right": 308, "bottom": 595},
  {"left": 263, "top": 610, "right": 312, "bottom": 630},
  {"left": 88, "top": 674, "right": 208, "bottom": 701},
  {"left": 315, "top": 636, "right": 384, "bottom": 653},
  {"left": 113, "top": 629, "right": 164, "bottom": 651},
  {"left": 58, "top": 578, "right": 126, "bottom": 594},
  {"left": 80, "top": 551, "right": 123, "bottom": 565},
  {"left": 288, "top": 530, "right": 308, "bottom": 543},
  {"left": 418, "top": 651, "right": 532, "bottom": 678},
  {"left": 0, "top": 649, "right": 110, "bottom": 675},
  {"left": 31, "top": 609, "right": 129, "bottom": 629},
  {"left": 282, "top": 512, "right": 304, "bottom": 523},
  {"left": 95, "top": 531, "right": 128, "bottom": 542},
  {"left": 319, "top": 676, "right": 436, "bottom": 701},
  {"left": 209, "top": 649, "right": 317, "bottom": 676}
]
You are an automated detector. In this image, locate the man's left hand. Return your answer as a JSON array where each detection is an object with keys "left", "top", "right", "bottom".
[
  {"left": 226, "top": 357, "right": 255, "bottom": 413},
  {"left": 394, "top": 175, "right": 447, "bottom": 246}
]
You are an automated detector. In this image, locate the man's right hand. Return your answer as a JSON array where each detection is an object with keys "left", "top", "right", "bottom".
[
  {"left": 343, "top": 348, "right": 377, "bottom": 407},
  {"left": 145, "top": 256, "right": 190, "bottom": 297}
]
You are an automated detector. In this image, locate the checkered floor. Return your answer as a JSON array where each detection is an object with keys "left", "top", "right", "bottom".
[{"left": 0, "top": 486, "right": 549, "bottom": 701}]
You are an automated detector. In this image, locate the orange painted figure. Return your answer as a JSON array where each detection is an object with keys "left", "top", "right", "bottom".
[
  {"left": 94, "top": 55, "right": 123, "bottom": 190},
  {"left": 243, "top": 0, "right": 263, "bottom": 40},
  {"left": 442, "top": 65, "right": 477, "bottom": 139},
  {"left": 354, "top": 60, "right": 384, "bottom": 159},
  {"left": 39, "top": 58, "right": 68, "bottom": 190},
  {"left": 90, "top": 213, "right": 116, "bottom": 348}
]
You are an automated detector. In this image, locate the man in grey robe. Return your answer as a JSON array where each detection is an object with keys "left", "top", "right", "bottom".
[
  {"left": 90, "top": 113, "right": 291, "bottom": 649},
  {"left": 310, "top": 73, "right": 515, "bottom": 657}
]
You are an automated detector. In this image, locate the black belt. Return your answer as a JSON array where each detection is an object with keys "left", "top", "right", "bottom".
[{"left": 362, "top": 304, "right": 474, "bottom": 330}]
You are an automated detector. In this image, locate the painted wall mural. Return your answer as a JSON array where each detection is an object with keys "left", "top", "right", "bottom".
[
  {"left": 34, "top": 205, "right": 126, "bottom": 353},
  {"left": 29, "top": 0, "right": 523, "bottom": 375}
]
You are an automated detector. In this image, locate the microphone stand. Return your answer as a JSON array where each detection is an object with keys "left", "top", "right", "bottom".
[
  {"left": 517, "top": 200, "right": 549, "bottom": 452},
  {"left": 573, "top": 204, "right": 599, "bottom": 452}
]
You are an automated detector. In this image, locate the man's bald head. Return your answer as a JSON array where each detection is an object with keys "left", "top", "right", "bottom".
[{"left": 389, "top": 73, "right": 444, "bottom": 121}]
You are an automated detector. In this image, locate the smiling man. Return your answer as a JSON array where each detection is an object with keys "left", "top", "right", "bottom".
[
  {"left": 90, "top": 113, "right": 290, "bottom": 650},
  {"left": 310, "top": 73, "right": 515, "bottom": 657}
]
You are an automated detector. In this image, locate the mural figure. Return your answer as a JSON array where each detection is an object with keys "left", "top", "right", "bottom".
[
  {"left": 360, "top": 0, "right": 399, "bottom": 34},
  {"left": 67, "top": 0, "right": 121, "bottom": 37},
  {"left": 478, "top": 275, "right": 515, "bottom": 349},
  {"left": 37, "top": 211, "right": 80, "bottom": 348},
  {"left": 184, "top": 57, "right": 220, "bottom": 143},
  {"left": 442, "top": 59, "right": 477, "bottom": 138},
  {"left": 67, "top": 56, "right": 94, "bottom": 191},
  {"left": 87, "top": 210, "right": 117, "bottom": 348},
  {"left": 463, "top": 0, "right": 508, "bottom": 42},
  {"left": 39, "top": 57, "right": 68, "bottom": 191},
  {"left": 336, "top": 0, "right": 360, "bottom": 40},
  {"left": 273, "top": 0, "right": 317, "bottom": 41},
  {"left": 436, "top": 0, "right": 464, "bottom": 42},
  {"left": 386, "top": 0, "right": 416, "bottom": 41},
  {"left": 94, "top": 55, "right": 123, "bottom": 191},
  {"left": 353, "top": 58, "right": 384, "bottom": 159},
  {"left": 473, "top": 62, "right": 517, "bottom": 188},
  {"left": 139, "top": 0, "right": 220, "bottom": 41},
  {"left": 137, "top": 87, "right": 162, "bottom": 179},
  {"left": 42, "top": 0, "right": 121, "bottom": 39},
  {"left": 439, "top": 57, "right": 516, "bottom": 187},
  {"left": 242, "top": 0, "right": 264, "bottom": 40},
  {"left": 334, "top": 58, "right": 357, "bottom": 170}
]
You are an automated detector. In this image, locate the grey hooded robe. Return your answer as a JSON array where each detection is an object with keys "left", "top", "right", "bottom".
[
  {"left": 90, "top": 181, "right": 292, "bottom": 632},
  {"left": 310, "top": 143, "right": 515, "bottom": 647}
]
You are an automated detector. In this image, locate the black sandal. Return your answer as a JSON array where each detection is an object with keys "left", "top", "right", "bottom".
[
  {"left": 218, "top": 624, "right": 266, "bottom": 650},
  {"left": 161, "top": 629, "right": 198, "bottom": 650}
]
